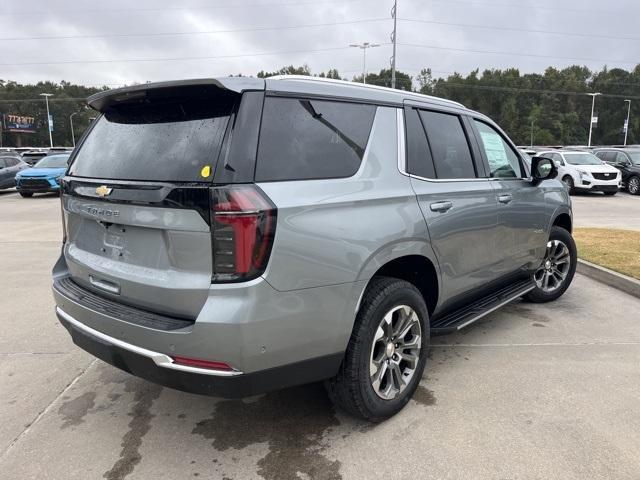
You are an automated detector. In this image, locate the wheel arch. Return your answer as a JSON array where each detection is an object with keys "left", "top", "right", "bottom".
[
  {"left": 551, "top": 210, "right": 572, "bottom": 233},
  {"left": 358, "top": 252, "right": 440, "bottom": 318}
]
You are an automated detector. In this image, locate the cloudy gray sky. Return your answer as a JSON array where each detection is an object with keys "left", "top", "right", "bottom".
[{"left": 0, "top": 0, "right": 638, "bottom": 87}]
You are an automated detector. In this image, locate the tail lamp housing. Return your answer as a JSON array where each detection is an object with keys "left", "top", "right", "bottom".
[{"left": 210, "top": 185, "right": 277, "bottom": 283}]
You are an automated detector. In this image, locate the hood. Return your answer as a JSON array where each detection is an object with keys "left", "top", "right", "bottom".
[
  {"left": 570, "top": 163, "right": 619, "bottom": 174},
  {"left": 18, "top": 167, "right": 67, "bottom": 178}
]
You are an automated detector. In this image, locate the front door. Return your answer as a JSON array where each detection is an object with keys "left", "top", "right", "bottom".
[{"left": 470, "top": 119, "right": 547, "bottom": 273}]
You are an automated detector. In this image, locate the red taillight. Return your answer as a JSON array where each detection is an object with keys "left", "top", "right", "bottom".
[
  {"left": 210, "top": 185, "right": 276, "bottom": 282},
  {"left": 172, "top": 355, "right": 233, "bottom": 371}
]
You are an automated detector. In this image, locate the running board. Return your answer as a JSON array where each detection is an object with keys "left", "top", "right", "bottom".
[{"left": 430, "top": 279, "right": 535, "bottom": 336}]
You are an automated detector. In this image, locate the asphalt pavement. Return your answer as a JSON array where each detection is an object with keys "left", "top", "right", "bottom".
[
  {"left": 571, "top": 190, "right": 640, "bottom": 230},
  {"left": 1, "top": 190, "right": 639, "bottom": 480}
]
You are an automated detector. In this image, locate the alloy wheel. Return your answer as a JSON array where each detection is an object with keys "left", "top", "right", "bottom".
[
  {"left": 629, "top": 177, "right": 640, "bottom": 195},
  {"left": 369, "top": 305, "right": 422, "bottom": 400},
  {"left": 534, "top": 240, "right": 571, "bottom": 293}
]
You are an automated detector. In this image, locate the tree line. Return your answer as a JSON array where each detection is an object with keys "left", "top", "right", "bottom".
[{"left": 2, "top": 64, "right": 639, "bottom": 148}]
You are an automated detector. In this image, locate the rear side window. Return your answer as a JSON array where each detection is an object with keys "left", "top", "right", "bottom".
[
  {"left": 69, "top": 93, "right": 236, "bottom": 182},
  {"left": 418, "top": 110, "right": 476, "bottom": 179},
  {"left": 255, "top": 97, "right": 376, "bottom": 182},
  {"left": 405, "top": 107, "right": 436, "bottom": 179}
]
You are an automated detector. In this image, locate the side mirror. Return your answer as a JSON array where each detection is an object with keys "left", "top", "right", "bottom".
[{"left": 531, "top": 156, "right": 558, "bottom": 185}]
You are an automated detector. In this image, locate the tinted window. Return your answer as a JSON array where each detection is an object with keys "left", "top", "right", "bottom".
[
  {"left": 615, "top": 152, "right": 629, "bottom": 164},
  {"left": 474, "top": 121, "right": 522, "bottom": 178},
  {"left": 405, "top": 107, "right": 435, "bottom": 178},
  {"left": 256, "top": 97, "right": 376, "bottom": 182},
  {"left": 419, "top": 110, "right": 475, "bottom": 179},
  {"left": 69, "top": 94, "right": 235, "bottom": 182}
]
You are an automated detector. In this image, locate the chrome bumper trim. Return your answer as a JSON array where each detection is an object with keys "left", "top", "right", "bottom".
[{"left": 56, "top": 306, "right": 243, "bottom": 377}]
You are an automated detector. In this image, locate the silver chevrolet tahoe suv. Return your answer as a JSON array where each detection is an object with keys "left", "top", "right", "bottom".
[{"left": 53, "top": 76, "right": 576, "bottom": 421}]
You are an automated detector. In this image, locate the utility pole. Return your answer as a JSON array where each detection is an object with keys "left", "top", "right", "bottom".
[
  {"left": 40, "top": 93, "right": 54, "bottom": 148},
  {"left": 349, "top": 42, "right": 380, "bottom": 84},
  {"left": 587, "top": 92, "right": 601, "bottom": 147},
  {"left": 390, "top": 0, "right": 397, "bottom": 89},
  {"left": 624, "top": 99, "right": 631, "bottom": 146}
]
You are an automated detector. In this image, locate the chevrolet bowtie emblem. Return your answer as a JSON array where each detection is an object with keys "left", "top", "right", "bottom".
[{"left": 95, "top": 185, "right": 112, "bottom": 197}]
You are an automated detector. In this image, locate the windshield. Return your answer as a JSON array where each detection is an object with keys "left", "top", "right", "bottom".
[
  {"left": 34, "top": 154, "right": 70, "bottom": 168},
  {"left": 627, "top": 152, "right": 640, "bottom": 165},
  {"left": 69, "top": 93, "right": 236, "bottom": 182},
  {"left": 563, "top": 153, "right": 603, "bottom": 165}
]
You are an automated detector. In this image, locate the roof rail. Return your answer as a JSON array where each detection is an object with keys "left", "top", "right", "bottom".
[{"left": 268, "top": 75, "right": 465, "bottom": 108}]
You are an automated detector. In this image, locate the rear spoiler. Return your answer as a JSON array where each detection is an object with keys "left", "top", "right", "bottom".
[{"left": 87, "top": 77, "right": 265, "bottom": 113}]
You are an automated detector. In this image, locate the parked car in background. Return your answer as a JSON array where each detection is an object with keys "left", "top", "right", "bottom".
[
  {"left": 52, "top": 77, "right": 576, "bottom": 421},
  {"left": 538, "top": 150, "right": 620, "bottom": 195},
  {"left": 0, "top": 154, "right": 29, "bottom": 190},
  {"left": 21, "top": 150, "right": 49, "bottom": 166},
  {"left": 593, "top": 148, "right": 640, "bottom": 195},
  {"left": 15, "top": 153, "right": 70, "bottom": 197}
]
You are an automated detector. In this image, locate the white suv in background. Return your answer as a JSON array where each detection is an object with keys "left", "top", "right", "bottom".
[{"left": 538, "top": 150, "right": 620, "bottom": 195}]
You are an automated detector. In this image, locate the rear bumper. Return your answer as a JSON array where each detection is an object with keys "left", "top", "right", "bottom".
[
  {"left": 52, "top": 245, "right": 362, "bottom": 396},
  {"left": 57, "top": 306, "right": 342, "bottom": 398}
]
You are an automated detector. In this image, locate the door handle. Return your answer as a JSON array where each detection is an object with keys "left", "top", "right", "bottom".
[
  {"left": 498, "top": 194, "right": 512, "bottom": 204},
  {"left": 429, "top": 201, "right": 453, "bottom": 213}
]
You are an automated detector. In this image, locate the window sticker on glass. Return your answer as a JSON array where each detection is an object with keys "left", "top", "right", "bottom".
[{"left": 479, "top": 131, "right": 508, "bottom": 170}]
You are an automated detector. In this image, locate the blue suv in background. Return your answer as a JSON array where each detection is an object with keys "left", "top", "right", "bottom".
[{"left": 16, "top": 153, "right": 70, "bottom": 197}]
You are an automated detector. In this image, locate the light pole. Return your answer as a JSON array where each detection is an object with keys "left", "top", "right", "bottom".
[
  {"left": 587, "top": 92, "right": 601, "bottom": 147},
  {"left": 40, "top": 93, "right": 54, "bottom": 148},
  {"left": 624, "top": 99, "right": 631, "bottom": 146},
  {"left": 530, "top": 118, "right": 535, "bottom": 147},
  {"left": 69, "top": 111, "right": 80, "bottom": 147},
  {"left": 349, "top": 42, "right": 380, "bottom": 84}
]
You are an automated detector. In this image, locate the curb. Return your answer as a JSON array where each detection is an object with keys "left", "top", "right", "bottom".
[{"left": 577, "top": 259, "right": 640, "bottom": 299}]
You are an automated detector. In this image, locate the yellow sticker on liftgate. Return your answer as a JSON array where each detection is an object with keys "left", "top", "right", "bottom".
[{"left": 200, "top": 165, "right": 212, "bottom": 178}]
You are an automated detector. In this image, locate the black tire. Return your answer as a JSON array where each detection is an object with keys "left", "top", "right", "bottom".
[
  {"left": 628, "top": 175, "right": 640, "bottom": 195},
  {"left": 524, "top": 226, "right": 577, "bottom": 303},
  {"left": 325, "top": 276, "right": 430, "bottom": 422},
  {"left": 19, "top": 192, "right": 33, "bottom": 198},
  {"left": 562, "top": 175, "right": 575, "bottom": 194},
  {"left": 603, "top": 191, "right": 617, "bottom": 196}
]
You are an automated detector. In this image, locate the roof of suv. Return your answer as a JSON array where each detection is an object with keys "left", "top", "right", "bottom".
[{"left": 87, "top": 76, "right": 468, "bottom": 113}]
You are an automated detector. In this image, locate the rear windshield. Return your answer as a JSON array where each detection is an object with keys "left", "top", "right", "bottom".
[{"left": 69, "top": 94, "right": 236, "bottom": 182}]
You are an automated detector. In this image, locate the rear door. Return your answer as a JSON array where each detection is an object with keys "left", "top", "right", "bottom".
[
  {"left": 470, "top": 118, "right": 547, "bottom": 272},
  {"left": 404, "top": 105, "right": 502, "bottom": 304},
  {"left": 62, "top": 85, "right": 241, "bottom": 319}
]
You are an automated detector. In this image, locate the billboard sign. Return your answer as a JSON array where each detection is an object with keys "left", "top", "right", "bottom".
[{"left": 2, "top": 114, "right": 37, "bottom": 134}]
